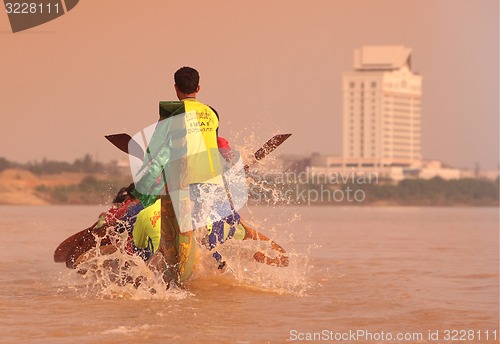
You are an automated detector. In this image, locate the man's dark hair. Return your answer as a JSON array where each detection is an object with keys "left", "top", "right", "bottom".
[
  {"left": 174, "top": 66, "right": 199, "bottom": 94},
  {"left": 112, "top": 183, "right": 136, "bottom": 203},
  {"left": 112, "top": 186, "right": 129, "bottom": 204}
]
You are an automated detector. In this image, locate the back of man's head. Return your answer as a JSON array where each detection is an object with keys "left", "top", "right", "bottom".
[{"left": 174, "top": 66, "right": 199, "bottom": 94}]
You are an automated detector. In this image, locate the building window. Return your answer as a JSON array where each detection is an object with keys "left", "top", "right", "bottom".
[
  {"left": 350, "top": 82, "right": 355, "bottom": 88},
  {"left": 371, "top": 82, "right": 377, "bottom": 88}
]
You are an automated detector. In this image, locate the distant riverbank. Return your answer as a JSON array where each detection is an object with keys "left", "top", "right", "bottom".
[
  {"left": 1, "top": 168, "right": 498, "bottom": 207},
  {"left": 0, "top": 169, "right": 129, "bottom": 205},
  {"left": 246, "top": 175, "right": 499, "bottom": 207}
]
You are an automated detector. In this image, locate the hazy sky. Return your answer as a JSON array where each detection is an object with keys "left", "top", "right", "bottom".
[{"left": 0, "top": 0, "right": 498, "bottom": 169}]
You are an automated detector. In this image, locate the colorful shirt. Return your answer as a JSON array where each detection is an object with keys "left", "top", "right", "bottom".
[{"left": 132, "top": 198, "right": 162, "bottom": 256}]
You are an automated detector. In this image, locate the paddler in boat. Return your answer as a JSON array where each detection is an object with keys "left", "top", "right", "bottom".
[
  {"left": 130, "top": 180, "right": 289, "bottom": 269},
  {"left": 128, "top": 67, "right": 288, "bottom": 284},
  {"left": 86, "top": 148, "right": 288, "bottom": 275},
  {"left": 130, "top": 66, "right": 234, "bottom": 273}
]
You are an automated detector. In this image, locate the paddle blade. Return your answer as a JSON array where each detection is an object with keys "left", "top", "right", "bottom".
[
  {"left": 53, "top": 223, "right": 97, "bottom": 263},
  {"left": 65, "top": 229, "right": 110, "bottom": 269},
  {"left": 53, "top": 222, "right": 111, "bottom": 269},
  {"left": 105, "top": 133, "right": 144, "bottom": 160},
  {"left": 253, "top": 134, "right": 292, "bottom": 161}
]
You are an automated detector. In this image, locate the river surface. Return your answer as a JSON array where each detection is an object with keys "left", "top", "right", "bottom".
[{"left": 0, "top": 205, "right": 498, "bottom": 344}]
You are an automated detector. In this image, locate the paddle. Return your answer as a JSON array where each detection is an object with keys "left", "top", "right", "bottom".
[
  {"left": 105, "top": 132, "right": 292, "bottom": 170},
  {"left": 245, "top": 133, "right": 292, "bottom": 171},
  {"left": 65, "top": 226, "right": 110, "bottom": 269},
  {"left": 53, "top": 222, "right": 97, "bottom": 263},
  {"left": 56, "top": 132, "right": 292, "bottom": 268},
  {"left": 54, "top": 222, "right": 110, "bottom": 268},
  {"left": 240, "top": 220, "right": 289, "bottom": 267},
  {"left": 105, "top": 134, "right": 144, "bottom": 160}
]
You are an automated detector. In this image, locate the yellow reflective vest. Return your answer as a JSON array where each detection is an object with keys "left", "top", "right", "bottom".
[{"left": 183, "top": 98, "right": 223, "bottom": 185}]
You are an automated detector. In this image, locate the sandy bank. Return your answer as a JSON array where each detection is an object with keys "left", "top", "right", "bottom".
[{"left": 0, "top": 169, "right": 107, "bottom": 205}]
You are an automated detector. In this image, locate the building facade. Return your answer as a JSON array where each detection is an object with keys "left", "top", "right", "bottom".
[
  {"left": 302, "top": 46, "right": 464, "bottom": 182},
  {"left": 342, "top": 46, "right": 422, "bottom": 168}
]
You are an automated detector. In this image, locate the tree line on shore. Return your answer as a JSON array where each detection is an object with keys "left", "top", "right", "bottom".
[
  {"left": 0, "top": 155, "right": 129, "bottom": 204},
  {"left": 35, "top": 175, "right": 131, "bottom": 204},
  {"left": 2, "top": 155, "right": 498, "bottom": 206},
  {"left": 0, "top": 154, "right": 121, "bottom": 175},
  {"left": 248, "top": 174, "right": 499, "bottom": 206}
]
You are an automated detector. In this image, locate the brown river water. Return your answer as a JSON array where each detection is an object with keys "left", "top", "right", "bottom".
[{"left": 0, "top": 205, "right": 498, "bottom": 344}]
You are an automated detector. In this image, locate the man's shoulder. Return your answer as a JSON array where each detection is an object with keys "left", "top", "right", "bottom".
[
  {"left": 158, "top": 99, "right": 218, "bottom": 119},
  {"left": 184, "top": 100, "right": 218, "bottom": 115},
  {"left": 159, "top": 101, "right": 185, "bottom": 119},
  {"left": 208, "top": 105, "right": 219, "bottom": 119}
]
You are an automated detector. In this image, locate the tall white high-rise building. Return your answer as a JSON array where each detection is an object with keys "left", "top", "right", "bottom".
[{"left": 342, "top": 46, "right": 422, "bottom": 167}]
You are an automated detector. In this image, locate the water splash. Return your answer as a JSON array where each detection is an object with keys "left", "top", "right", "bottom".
[
  {"left": 57, "top": 205, "right": 311, "bottom": 300},
  {"left": 58, "top": 131, "right": 313, "bottom": 299},
  {"left": 57, "top": 226, "right": 190, "bottom": 300}
]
